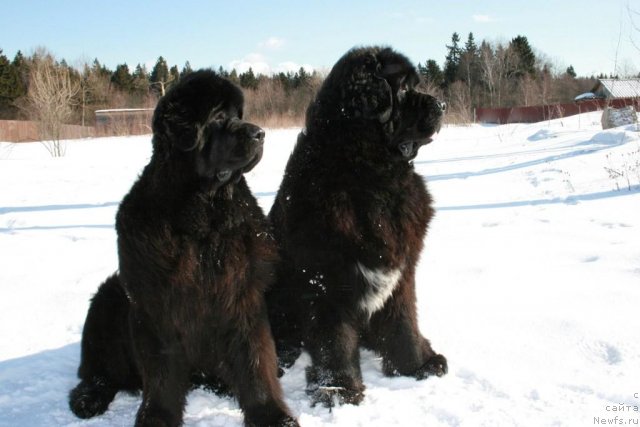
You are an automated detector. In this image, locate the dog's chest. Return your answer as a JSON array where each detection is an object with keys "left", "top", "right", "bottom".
[{"left": 355, "top": 262, "right": 403, "bottom": 316}]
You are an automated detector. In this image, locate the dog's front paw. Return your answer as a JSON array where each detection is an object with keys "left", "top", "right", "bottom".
[
  {"left": 414, "top": 354, "right": 448, "bottom": 380},
  {"left": 307, "top": 384, "right": 365, "bottom": 408},
  {"left": 246, "top": 413, "right": 300, "bottom": 427},
  {"left": 69, "top": 378, "right": 116, "bottom": 419},
  {"left": 278, "top": 415, "right": 301, "bottom": 427},
  {"left": 305, "top": 365, "right": 365, "bottom": 408}
]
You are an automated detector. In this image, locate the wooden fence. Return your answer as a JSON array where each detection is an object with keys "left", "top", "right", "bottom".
[
  {"left": 0, "top": 108, "right": 154, "bottom": 142},
  {"left": 475, "top": 97, "right": 640, "bottom": 124},
  {"left": 5, "top": 99, "right": 637, "bottom": 141},
  {"left": 94, "top": 108, "right": 154, "bottom": 137},
  {"left": 0, "top": 120, "right": 95, "bottom": 142}
]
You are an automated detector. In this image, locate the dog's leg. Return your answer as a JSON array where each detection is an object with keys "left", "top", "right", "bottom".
[
  {"left": 134, "top": 366, "right": 189, "bottom": 427},
  {"left": 224, "top": 316, "right": 299, "bottom": 427},
  {"left": 265, "top": 278, "right": 303, "bottom": 372},
  {"left": 368, "top": 273, "right": 447, "bottom": 380},
  {"left": 69, "top": 274, "right": 141, "bottom": 419},
  {"left": 129, "top": 311, "right": 190, "bottom": 427},
  {"left": 304, "top": 306, "right": 365, "bottom": 407}
]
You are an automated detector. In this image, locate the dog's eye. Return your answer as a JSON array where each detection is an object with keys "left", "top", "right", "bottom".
[{"left": 212, "top": 111, "right": 227, "bottom": 125}]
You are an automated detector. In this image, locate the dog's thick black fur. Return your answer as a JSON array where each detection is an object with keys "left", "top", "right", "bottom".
[
  {"left": 69, "top": 70, "right": 298, "bottom": 427},
  {"left": 266, "top": 47, "right": 448, "bottom": 406}
]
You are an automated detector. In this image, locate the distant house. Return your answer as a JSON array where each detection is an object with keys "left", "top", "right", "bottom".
[{"left": 591, "top": 78, "right": 640, "bottom": 99}]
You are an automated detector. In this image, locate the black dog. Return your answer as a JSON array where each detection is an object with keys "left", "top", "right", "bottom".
[
  {"left": 266, "top": 47, "right": 448, "bottom": 406},
  {"left": 69, "top": 70, "right": 298, "bottom": 427}
]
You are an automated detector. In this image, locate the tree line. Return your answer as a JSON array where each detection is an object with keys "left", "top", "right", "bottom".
[
  {"left": 415, "top": 33, "right": 612, "bottom": 123},
  {"left": 0, "top": 35, "right": 629, "bottom": 129},
  {"left": 0, "top": 47, "right": 322, "bottom": 128}
]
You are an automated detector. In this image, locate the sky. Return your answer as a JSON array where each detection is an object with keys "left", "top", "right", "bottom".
[{"left": 2, "top": 0, "right": 639, "bottom": 78}]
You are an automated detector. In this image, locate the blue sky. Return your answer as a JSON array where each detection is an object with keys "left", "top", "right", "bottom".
[{"left": 2, "top": 0, "right": 639, "bottom": 77}]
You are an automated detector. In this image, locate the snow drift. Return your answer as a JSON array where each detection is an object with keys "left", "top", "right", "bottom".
[{"left": 1, "top": 111, "right": 639, "bottom": 426}]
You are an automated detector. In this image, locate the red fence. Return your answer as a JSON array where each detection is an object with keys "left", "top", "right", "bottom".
[
  {"left": 0, "top": 110, "right": 154, "bottom": 142},
  {"left": 475, "top": 97, "right": 640, "bottom": 124}
]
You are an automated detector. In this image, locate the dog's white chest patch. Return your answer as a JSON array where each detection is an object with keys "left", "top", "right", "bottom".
[{"left": 355, "top": 262, "right": 403, "bottom": 316}]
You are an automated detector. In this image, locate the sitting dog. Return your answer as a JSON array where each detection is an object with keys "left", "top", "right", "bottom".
[
  {"left": 69, "top": 70, "right": 298, "bottom": 427},
  {"left": 267, "top": 46, "right": 448, "bottom": 406}
]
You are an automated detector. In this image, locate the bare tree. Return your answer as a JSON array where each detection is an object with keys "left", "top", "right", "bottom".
[
  {"left": 519, "top": 75, "right": 537, "bottom": 107},
  {"left": 479, "top": 42, "right": 510, "bottom": 107},
  {"left": 416, "top": 79, "right": 444, "bottom": 100},
  {"left": 243, "top": 73, "right": 323, "bottom": 128},
  {"left": 26, "top": 52, "right": 79, "bottom": 156},
  {"left": 447, "top": 81, "right": 474, "bottom": 124}
]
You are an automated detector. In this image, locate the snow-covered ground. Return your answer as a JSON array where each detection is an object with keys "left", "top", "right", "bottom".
[{"left": 1, "top": 111, "right": 639, "bottom": 426}]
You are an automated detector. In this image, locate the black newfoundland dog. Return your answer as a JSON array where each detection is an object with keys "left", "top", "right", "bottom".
[
  {"left": 69, "top": 70, "right": 298, "bottom": 427},
  {"left": 266, "top": 46, "right": 448, "bottom": 406}
]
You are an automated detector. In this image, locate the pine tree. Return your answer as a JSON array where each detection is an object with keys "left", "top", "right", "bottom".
[
  {"left": 149, "top": 56, "right": 171, "bottom": 95},
  {"left": 111, "top": 63, "right": 133, "bottom": 91},
  {"left": 12, "top": 50, "right": 29, "bottom": 91},
  {"left": 460, "top": 33, "right": 480, "bottom": 83},
  {"left": 239, "top": 67, "right": 258, "bottom": 89},
  {"left": 216, "top": 66, "right": 228, "bottom": 78},
  {"left": 169, "top": 65, "right": 180, "bottom": 84},
  {"left": 228, "top": 69, "right": 239, "bottom": 85},
  {"left": 0, "top": 50, "right": 12, "bottom": 96},
  {"left": 0, "top": 49, "right": 25, "bottom": 117},
  {"left": 459, "top": 32, "right": 481, "bottom": 106},
  {"left": 566, "top": 65, "right": 577, "bottom": 78},
  {"left": 294, "top": 67, "right": 309, "bottom": 88},
  {"left": 91, "top": 58, "right": 112, "bottom": 78},
  {"left": 444, "top": 32, "right": 463, "bottom": 86},
  {"left": 182, "top": 61, "right": 193, "bottom": 76},
  {"left": 420, "top": 59, "right": 444, "bottom": 87},
  {"left": 131, "top": 64, "right": 149, "bottom": 92},
  {"left": 133, "top": 63, "right": 148, "bottom": 79},
  {"left": 464, "top": 33, "right": 478, "bottom": 57},
  {"left": 509, "top": 35, "right": 536, "bottom": 77},
  {"left": 276, "top": 71, "right": 294, "bottom": 91}
]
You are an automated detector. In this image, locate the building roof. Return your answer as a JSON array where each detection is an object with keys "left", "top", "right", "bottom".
[
  {"left": 95, "top": 108, "right": 154, "bottom": 114},
  {"left": 592, "top": 79, "right": 640, "bottom": 99}
]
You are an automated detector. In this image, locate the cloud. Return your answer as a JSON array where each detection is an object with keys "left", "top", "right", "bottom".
[
  {"left": 258, "top": 37, "right": 285, "bottom": 50},
  {"left": 228, "top": 53, "right": 270, "bottom": 75},
  {"left": 229, "top": 37, "right": 315, "bottom": 76},
  {"left": 473, "top": 14, "right": 494, "bottom": 23},
  {"left": 229, "top": 54, "right": 314, "bottom": 76}
]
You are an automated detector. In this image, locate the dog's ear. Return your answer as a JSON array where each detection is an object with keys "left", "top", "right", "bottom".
[
  {"left": 152, "top": 95, "right": 200, "bottom": 151},
  {"left": 339, "top": 52, "right": 393, "bottom": 122}
]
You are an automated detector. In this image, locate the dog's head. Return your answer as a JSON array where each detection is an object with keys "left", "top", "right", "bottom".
[
  {"left": 310, "top": 46, "right": 444, "bottom": 160},
  {"left": 152, "top": 69, "right": 265, "bottom": 185}
]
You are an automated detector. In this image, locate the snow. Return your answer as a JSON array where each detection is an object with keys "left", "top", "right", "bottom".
[
  {"left": 573, "top": 92, "right": 599, "bottom": 102},
  {"left": 1, "top": 112, "right": 639, "bottom": 426}
]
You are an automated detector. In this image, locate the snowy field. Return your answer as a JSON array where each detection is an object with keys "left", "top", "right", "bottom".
[{"left": 1, "top": 111, "right": 639, "bottom": 426}]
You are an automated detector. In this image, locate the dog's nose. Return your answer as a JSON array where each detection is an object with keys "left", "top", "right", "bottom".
[{"left": 251, "top": 128, "right": 265, "bottom": 142}]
